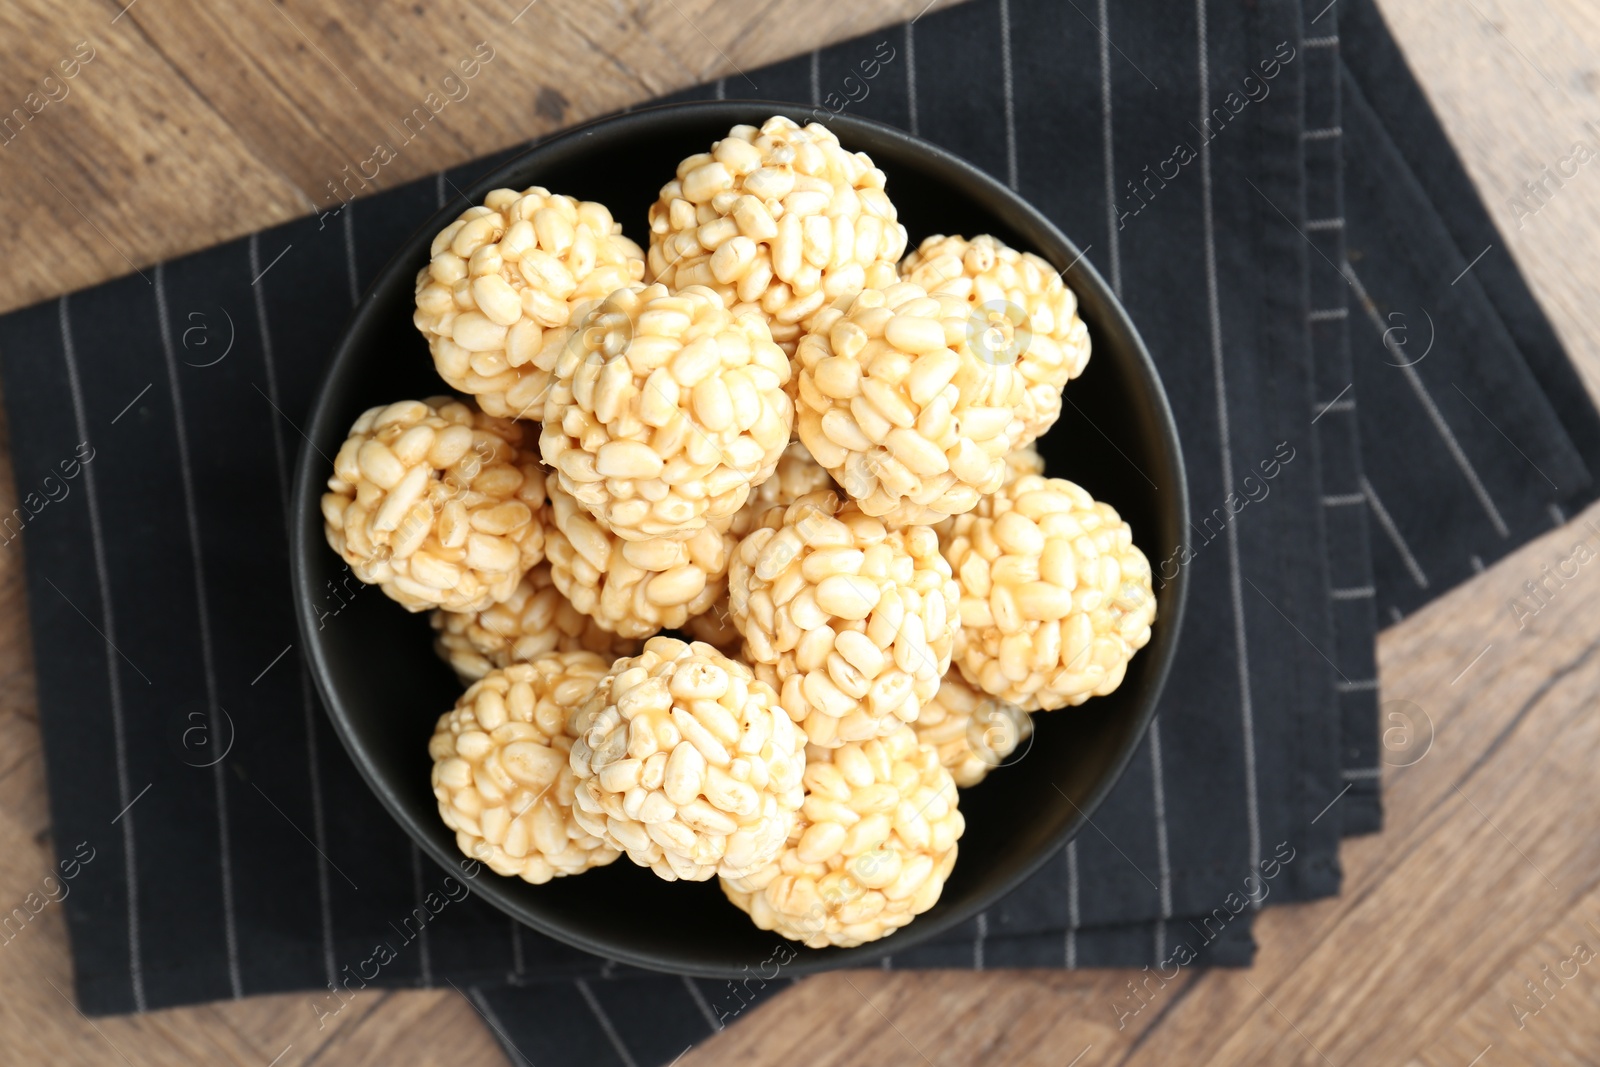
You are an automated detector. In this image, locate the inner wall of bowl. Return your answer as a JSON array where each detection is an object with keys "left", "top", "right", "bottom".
[{"left": 301, "top": 103, "right": 1185, "bottom": 976}]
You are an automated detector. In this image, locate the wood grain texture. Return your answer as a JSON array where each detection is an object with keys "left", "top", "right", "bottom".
[
  {"left": 0, "top": 0, "right": 952, "bottom": 316},
  {"left": 3, "top": 0, "right": 1600, "bottom": 1063}
]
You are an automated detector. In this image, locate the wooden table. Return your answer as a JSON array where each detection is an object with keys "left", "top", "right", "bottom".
[{"left": 3, "top": 0, "right": 1599, "bottom": 1063}]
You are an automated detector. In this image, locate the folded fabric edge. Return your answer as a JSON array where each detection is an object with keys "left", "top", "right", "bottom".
[{"left": 1341, "top": 0, "right": 1600, "bottom": 501}]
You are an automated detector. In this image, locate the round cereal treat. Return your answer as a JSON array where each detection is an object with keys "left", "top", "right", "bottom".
[
  {"left": 545, "top": 482, "right": 736, "bottom": 639},
  {"left": 720, "top": 725, "right": 963, "bottom": 948},
  {"left": 413, "top": 188, "right": 646, "bottom": 421},
  {"left": 729, "top": 490, "right": 958, "bottom": 747},
  {"left": 539, "top": 283, "right": 793, "bottom": 542},
  {"left": 431, "top": 564, "right": 644, "bottom": 683},
  {"left": 646, "top": 115, "right": 906, "bottom": 351},
  {"left": 795, "top": 282, "right": 1028, "bottom": 526},
  {"left": 322, "top": 397, "right": 547, "bottom": 612},
  {"left": 940, "top": 475, "right": 1155, "bottom": 710},
  {"left": 901, "top": 234, "right": 1091, "bottom": 444},
  {"left": 567, "top": 637, "right": 805, "bottom": 881},
  {"left": 912, "top": 670, "right": 1033, "bottom": 787},
  {"left": 429, "top": 656, "right": 619, "bottom": 883}
]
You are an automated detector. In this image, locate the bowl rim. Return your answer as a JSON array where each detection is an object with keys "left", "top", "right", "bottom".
[{"left": 291, "top": 98, "right": 1190, "bottom": 978}]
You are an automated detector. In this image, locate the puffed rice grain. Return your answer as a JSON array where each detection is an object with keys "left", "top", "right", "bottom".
[{"left": 681, "top": 602, "right": 743, "bottom": 654}]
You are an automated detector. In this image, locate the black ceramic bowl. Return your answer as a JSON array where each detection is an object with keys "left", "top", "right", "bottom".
[{"left": 292, "top": 101, "right": 1188, "bottom": 978}]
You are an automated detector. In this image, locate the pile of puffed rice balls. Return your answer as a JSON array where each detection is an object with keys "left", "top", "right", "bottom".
[{"left": 325, "top": 116, "right": 1156, "bottom": 950}]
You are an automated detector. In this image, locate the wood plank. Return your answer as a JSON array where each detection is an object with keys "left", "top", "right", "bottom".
[
  {"left": 0, "top": 0, "right": 309, "bottom": 311},
  {"left": 0, "top": 0, "right": 953, "bottom": 315}
]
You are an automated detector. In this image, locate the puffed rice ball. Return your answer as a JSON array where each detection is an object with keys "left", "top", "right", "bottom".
[
  {"left": 539, "top": 283, "right": 794, "bottom": 542},
  {"left": 940, "top": 475, "right": 1155, "bottom": 710},
  {"left": 568, "top": 637, "right": 805, "bottom": 881},
  {"left": 545, "top": 482, "right": 735, "bottom": 639},
  {"left": 913, "top": 671, "right": 1033, "bottom": 787},
  {"left": 901, "top": 234, "right": 1091, "bottom": 444},
  {"left": 647, "top": 116, "right": 906, "bottom": 351},
  {"left": 431, "top": 564, "right": 643, "bottom": 683},
  {"left": 720, "top": 725, "right": 963, "bottom": 948},
  {"left": 413, "top": 189, "right": 646, "bottom": 421},
  {"left": 322, "top": 397, "right": 547, "bottom": 612},
  {"left": 429, "top": 656, "right": 620, "bottom": 883},
  {"left": 729, "top": 490, "right": 958, "bottom": 747},
  {"left": 795, "top": 282, "right": 1028, "bottom": 526}
]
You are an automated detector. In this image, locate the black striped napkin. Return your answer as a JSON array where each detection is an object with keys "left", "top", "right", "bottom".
[{"left": 0, "top": 0, "right": 1594, "bottom": 1064}]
